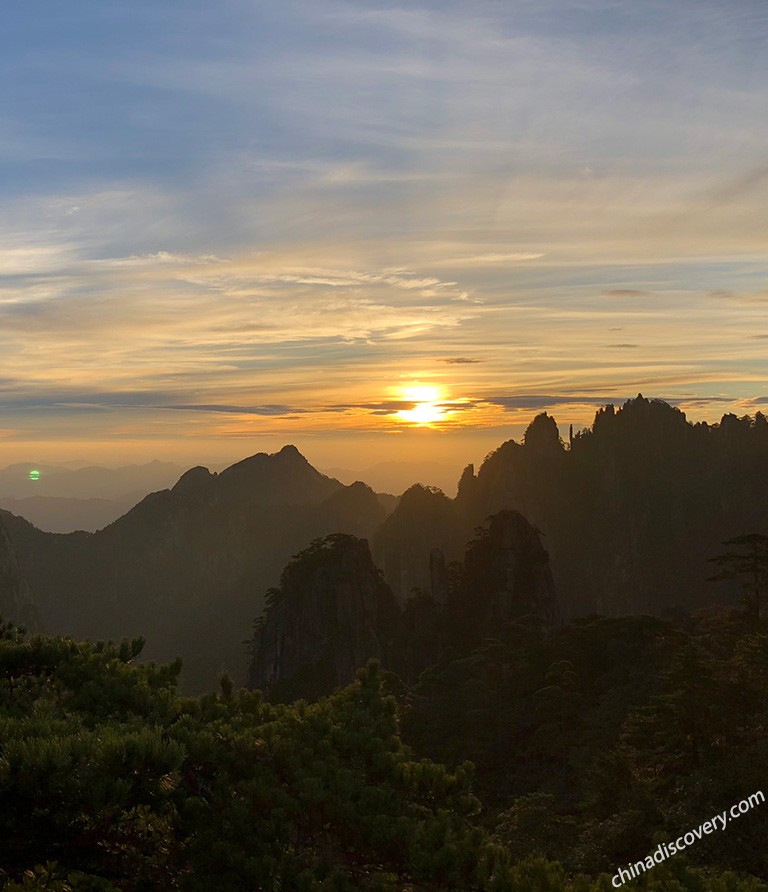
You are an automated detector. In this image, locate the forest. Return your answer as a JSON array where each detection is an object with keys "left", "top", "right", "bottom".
[{"left": 1, "top": 608, "right": 767, "bottom": 890}]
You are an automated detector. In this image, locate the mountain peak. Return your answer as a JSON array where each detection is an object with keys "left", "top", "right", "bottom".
[
  {"left": 277, "top": 444, "right": 306, "bottom": 462},
  {"left": 172, "top": 465, "right": 214, "bottom": 494}
]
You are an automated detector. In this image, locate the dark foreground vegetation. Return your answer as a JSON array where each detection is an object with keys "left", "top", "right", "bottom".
[
  {"left": 2, "top": 610, "right": 767, "bottom": 891},
  {"left": 3, "top": 398, "right": 768, "bottom": 888}
]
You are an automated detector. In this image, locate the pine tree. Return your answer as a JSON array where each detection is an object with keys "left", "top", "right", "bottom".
[{"left": 709, "top": 533, "right": 768, "bottom": 624}]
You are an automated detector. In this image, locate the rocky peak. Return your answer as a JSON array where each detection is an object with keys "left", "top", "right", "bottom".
[
  {"left": 172, "top": 465, "right": 214, "bottom": 494},
  {"left": 249, "top": 534, "right": 401, "bottom": 701},
  {"left": 372, "top": 484, "right": 463, "bottom": 604},
  {"left": 276, "top": 443, "right": 308, "bottom": 463},
  {"left": 523, "top": 412, "right": 563, "bottom": 453},
  {"left": 217, "top": 446, "right": 340, "bottom": 505},
  {"left": 456, "top": 463, "right": 477, "bottom": 503},
  {"left": 318, "top": 481, "right": 386, "bottom": 536},
  {"left": 454, "top": 509, "right": 560, "bottom": 645}
]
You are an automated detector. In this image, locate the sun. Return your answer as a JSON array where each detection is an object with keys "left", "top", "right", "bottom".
[{"left": 396, "top": 384, "right": 451, "bottom": 426}]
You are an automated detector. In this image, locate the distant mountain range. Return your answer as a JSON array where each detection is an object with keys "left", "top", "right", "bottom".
[
  {"left": 0, "top": 460, "right": 187, "bottom": 532},
  {"left": 0, "top": 497, "right": 138, "bottom": 534},
  {"left": 0, "top": 459, "right": 186, "bottom": 499},
  {"left": 321, "top": 460, "right": 460, "bottom": 497}
]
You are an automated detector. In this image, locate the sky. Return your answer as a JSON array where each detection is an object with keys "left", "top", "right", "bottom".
[{"left": 1, "top": 0, "right": 768, "bottom": 471}]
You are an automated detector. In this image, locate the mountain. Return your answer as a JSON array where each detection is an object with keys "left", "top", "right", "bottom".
[
  {"left": 9, "top": 396, "right": 768, "bottom": 694},
  {"left": 249, "top": 534, "right": 402, "bottom": 702},
  {"left": 249, "top": 511, "right": 561, "bottom": 701},
  {"left": 451, "top": 509, "right": 561, "bottom": 649},
  {"left": 0, "top": 515, "right": 38, "bottom": 629},
  {"left": 2, "top": 446, "right": 388, "bottom": 691},
  {"left": 455, "top": 396, "right": 768, "bottom": 618},
  {"left": 372, "top": 483, "right": 465, "bottom": 603},
  {"left": 366, "top": 397, "right": 768, "bottom": 623}
]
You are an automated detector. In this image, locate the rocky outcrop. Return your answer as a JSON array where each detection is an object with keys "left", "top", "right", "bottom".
[
  {"left": 304, "top": 481, "right": 386, "bottom": 539},
  {"left": 453, "top": 510, "right": 560, "bottom": 647},
  {"left": 372, "top": 484, "right": 464, "bottom": 604},
  {"left": 429, "top": 548, "right": 449, "bottom": 604},
  {"left": 249, "top": 534, "right": 401, "bottom": 701},
  {"left": 249, "top": 511, "right": 561, "bottom": 701},
  {"left": 452, "top": 397, "right": 768, "bottom": 619},
  {"left": 171, "top": 465, "right": 215, "bottom": 495},
  {"left": 0, "top": 516, "right": 38, "bottom": 629}
]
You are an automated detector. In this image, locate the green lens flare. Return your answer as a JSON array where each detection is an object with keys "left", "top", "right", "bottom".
[{"left": 29, "top": 469, "right": 40, "bottom": 481}]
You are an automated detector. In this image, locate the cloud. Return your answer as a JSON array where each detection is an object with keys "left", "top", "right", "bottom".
[
  {"left": 436, "top": 252, "right": 545, "bottom": 266},
  {"left": 698, "top": 162, "right": 768, "bottom": 207},
  {"left": 160, "top": 403, "right": 309, "bottom": 416},
  {"left": 0, "top": 1, "right": 767, "bottom": 455},
  {"left": 709, "top": 289, "right": 768, "bottom": 305},
  {"left": 484, "top": 394, "right": 626, "bottom": 411},
  {"left": 0, "top": 245, "right": 78, "bottom": 276},
  {"left": 603, "top": 289, "right": 650, "bottom": 298}
]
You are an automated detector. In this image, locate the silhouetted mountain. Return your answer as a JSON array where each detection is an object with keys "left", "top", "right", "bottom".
[
  {"left": 1, "top": 446, "right": 388, "bottom": 691},
  {"left": 455, "top": 396, "right": 768, "bottom": 617},
  {"left": 9, "top": 397, "right": 768, "bottom": 694},
  {"left": 0, "top": 459, "right": 187, "bottom": 532},
  {"left": 452, "top": 510, "right": 561, "bottom": 649},
  {"left": 249, "top": 512, "right": 560, "bottom": 700},
  {"left": 0, "top": 516, "right": 38, "bottom": 629},
  {"left": 372, "top": 484, "right": 465, "bottom": 604},
  {"left": 321, "top": 460, "right": 460, "bottom": 496},
  {"left": 249, "top": 534, "right": 401, "bottom": 702}
]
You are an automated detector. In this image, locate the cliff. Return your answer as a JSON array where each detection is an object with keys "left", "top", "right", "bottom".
[
  {"left": 249, "top": 534, "right": 401, "bottom": 701},
  {"left": 372, "top": 484, "right": 464, "bottom": 604},
  {"left": 454, "top": 509, "right": 560, "bottom": 647},
  {"left": 0, "top": 516, "right": 38, "bottom": 629},
  {"left": 453, "top": 397, "right": 768, "bottom": 618},
  {"left": 249, "top": 511, "right": 560, "bottom": 700}
]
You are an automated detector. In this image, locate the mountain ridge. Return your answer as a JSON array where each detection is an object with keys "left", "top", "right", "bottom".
[
  {"left": 5, "top": 396, "right": 768, "bottom": 692},
  {"left": 1, "top": 446, "right": 383, "bottom": 690}
]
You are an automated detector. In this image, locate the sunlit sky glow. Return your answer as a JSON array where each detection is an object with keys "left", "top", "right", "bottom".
[{"left": 2, "top": 1, "right": 767, "bottom": 469}]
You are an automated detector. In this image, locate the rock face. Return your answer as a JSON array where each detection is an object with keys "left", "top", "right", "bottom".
[
  {"left": 249, "top": 534, "right": 401, "bottom": 701},
  {"left": 454, "top": 510, "right": 560, "bottom": 647},
  {"left": 429, "top": 548, "right": 449, "bottom": 604},
  {"left": 372, "top": 484, "right": 464, "bottom": 604},
  {"left": 248, "top": 512, "right": 560, "bottom": 700},
  {"left": 453, "top": 396, "right": 768, "bottom": 618},
  {"left": 0, "top": 516, "right": 38, "bottom": 629}
]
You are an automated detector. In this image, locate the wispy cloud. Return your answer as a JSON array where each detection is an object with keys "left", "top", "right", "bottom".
[
  {"left": 0, "top": 0, "right": 766, "bottom": 461},
  {"left": 603, "top": 289, "right": 650, "bottom": 298}
]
